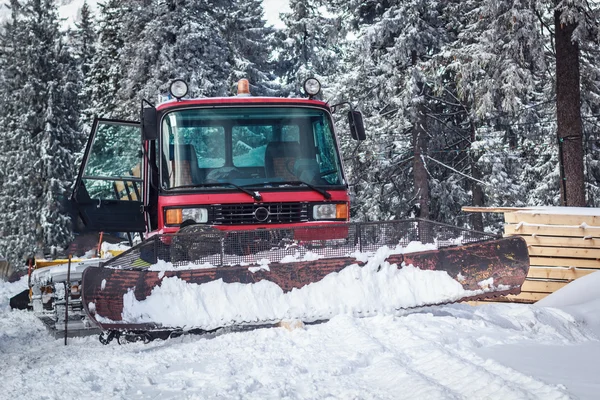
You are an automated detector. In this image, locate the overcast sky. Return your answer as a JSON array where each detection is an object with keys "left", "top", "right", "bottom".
[{"left": 3, "top": 0, "right": 291, "bottom": 28}]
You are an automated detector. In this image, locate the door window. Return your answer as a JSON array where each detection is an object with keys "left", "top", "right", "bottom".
[
  {"left": 81, "top": 121, "right": 142, "bottom": 200},
  {"left": 72, "top": 118, "right": 146, "bottom": 234}
]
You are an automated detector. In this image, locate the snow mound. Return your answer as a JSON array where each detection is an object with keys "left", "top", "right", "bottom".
[
  {"left": 536, "top": 271, "right": 600, "bottom": 336},
  {"left": 120, "top": 246, "right": 493, "bottom": 330}
]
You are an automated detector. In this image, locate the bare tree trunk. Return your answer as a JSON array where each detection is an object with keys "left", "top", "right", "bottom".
[
  {"left": 470, "top": 123, "right": 484, "bottom": 232},
  {"left": 555, "top": 8, "right": 586, "bottom": 206},
  {"left": 413, "top": 112, "right": 430, "bottom": 220},
  {"left": 411, "top": 50, "right": 430, "bottom": 222},
  {"left": 413, "top": 108, "right": 432, "bottom": 243}
]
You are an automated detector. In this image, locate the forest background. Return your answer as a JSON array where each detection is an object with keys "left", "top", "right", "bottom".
[{"left": 0, "top": 0, "right": 599, "bottom": 266}]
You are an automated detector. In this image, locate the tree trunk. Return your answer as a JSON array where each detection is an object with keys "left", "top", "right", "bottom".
[
  {"left": 470, "top": 124, "right": 484, "bottom": 232},
  {"left": 411, "top": 50, "right": 430, "bottom": 222},
  {"left": 413, "top": 112, "right": 430, "bottom": 221},
  {"left": 555, "top": 8, "right": 586, "bottom": 206}
]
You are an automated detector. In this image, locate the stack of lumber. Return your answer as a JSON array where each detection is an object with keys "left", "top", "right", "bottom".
[{"left": 462, "top": 206, "right": 600, "bottom": 303}]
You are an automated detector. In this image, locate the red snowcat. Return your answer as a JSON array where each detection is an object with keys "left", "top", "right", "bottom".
[{"left": 72, "top": 78, "right": 529, "bottom": 343}]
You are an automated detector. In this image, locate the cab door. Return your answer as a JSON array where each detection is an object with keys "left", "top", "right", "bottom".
[{"left": 72, "top": 118, "right": 146, "bottom": 233}]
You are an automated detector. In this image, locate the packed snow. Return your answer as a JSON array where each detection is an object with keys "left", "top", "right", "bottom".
[
  {"left": 117, "top": 246, "right": 498, "bottom": 330},
  {"left": 2, "top": 268, "right": 600, "bottom": 399}
]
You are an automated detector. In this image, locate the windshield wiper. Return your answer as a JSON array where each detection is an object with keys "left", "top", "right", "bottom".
[
  {"left": 262, "top": 180, "right": 332, "bottom": 200},
  {"left": 174, "top": 182, "right": 262, "bottom": 201}
]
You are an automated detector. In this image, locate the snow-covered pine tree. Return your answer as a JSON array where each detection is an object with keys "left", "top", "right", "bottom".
[
  {"left": 442, "top": 0, "right": 600, "bottom": 225},
  {"left": 331, "top": 0, "right": 476, "bottom": 225},
  {"left": 331, "top": 0, "right": 599, "bottom": 227},
  {"left": 277, "top": 0, "right": 344, "bottom": 96},
  {"left": 68, "top": 0, "right": 97, "bottom": 159},
  {"left": 118, "top": 0, "right": 232, "bottom": 111},
  {"left": 447, "top": 0, "right": 592, "bottom": 218},
  {"left": 72, "top": 1, "right": 96, "bottom": 80},
  {"left": 25, "top": 0, "right": 82, "bottom": 258},
  {"left": 221, "top": 0, "right": 281, "bottom": 96},
  {"left": 84, "top": 0, "right": 128, "bottom": 119},
  {"left": 0, "top": 0, "right": 37, "bottom": 266},
  {"left": 0, "top": 0, "right": 82, "bottom": 265}
]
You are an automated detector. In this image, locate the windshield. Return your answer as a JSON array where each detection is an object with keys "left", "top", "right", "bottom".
[{"left": 160, "top": 106, "right": 344, "bottom": 190}]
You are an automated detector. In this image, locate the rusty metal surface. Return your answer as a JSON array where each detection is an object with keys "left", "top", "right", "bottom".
[{"left": 82, "top": 236, "right": 529, "bottom": 331}]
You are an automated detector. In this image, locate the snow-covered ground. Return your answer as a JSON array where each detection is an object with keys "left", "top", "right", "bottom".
[{"left": 1, "top": 272, "right": 599, "bottom": 399}]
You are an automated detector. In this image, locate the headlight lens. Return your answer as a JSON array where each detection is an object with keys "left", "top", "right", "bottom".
[
  {"left": 169, "top": 79, "right": 188, "bottom": 99},
  {"left": 165, "top": 207, "right": 208, "bottom": 225},
  {"left": 182, "top": 208, "right": 208, "bottom": 223},
  {"left": 303, "top": 77, "right": 321, "bottom": 96},
  {"left": 313, "top": 203, "right": 348, "bottom": 220}
]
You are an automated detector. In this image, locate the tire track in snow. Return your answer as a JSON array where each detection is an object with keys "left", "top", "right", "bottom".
[
  {"left": 123, "top": 312, "right": 576, "bottom": 399},
  {"left": 360, "top": 314, "right": 572, "bottom": 400},
  {"left": 323, "top": 316, "right": 467, "bottom": 400}
]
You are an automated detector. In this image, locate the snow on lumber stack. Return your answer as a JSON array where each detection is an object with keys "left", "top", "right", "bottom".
[{"left": 462, "top": 206, "right": 600, "bottom": 303}]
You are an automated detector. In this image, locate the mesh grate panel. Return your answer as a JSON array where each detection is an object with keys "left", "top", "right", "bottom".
[{"left": 104, "top": 219, "right": 497, "bottom": 269}]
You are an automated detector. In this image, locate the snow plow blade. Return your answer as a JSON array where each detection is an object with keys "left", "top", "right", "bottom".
[{"left": 81, "top": 220, "right": 529, "bottom": 340}]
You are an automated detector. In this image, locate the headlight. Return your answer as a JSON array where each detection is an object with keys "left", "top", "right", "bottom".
[
  {"left": 313, "top": 203, "right": 348, "bottom": 220},
  {"left": 165, "top": 207, "right": 208, "bottom": 225},
  {"left": 303, "top": 77, "right": 321, "bottom": 96},
  {"left": 182, "top": 208, "right": 208, "bottom": 223},
  {"left": 169, "top": 79, "right": 188, "bottom": 99}
]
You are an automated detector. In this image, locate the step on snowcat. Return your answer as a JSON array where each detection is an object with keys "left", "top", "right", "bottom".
[{"left": 71, "top": 78, "right": 529, "bottom": 343}]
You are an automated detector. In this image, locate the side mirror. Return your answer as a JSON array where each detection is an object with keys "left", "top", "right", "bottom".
[
  {"left": 141, "top": 100, "right": 158, "bottom": 141},
  {"left": 348, "top": 110, "right": 366, "bottom": 141}
]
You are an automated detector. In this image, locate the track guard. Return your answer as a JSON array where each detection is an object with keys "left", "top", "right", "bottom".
[{"left": 81, "top": 220, "right": 529, "bottom": 337}]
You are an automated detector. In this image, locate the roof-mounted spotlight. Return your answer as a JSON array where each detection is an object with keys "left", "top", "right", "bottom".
[
  {"left": 169, "top": 79, "right": 188, "bottom": 100},
  {"left": 303, "top": 77, "right": 321, "bottom": 99}
]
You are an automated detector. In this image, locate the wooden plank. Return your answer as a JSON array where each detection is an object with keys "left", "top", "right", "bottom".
[
  {"left": 465, "top": 301, "right": 488, "bottom": 306},
  {"left": 521, "top": 235, "right": 600, "bottom": 248},
  {"left": 463, "top": 206, "right": 600, "bottom": 302},
  {"left": 529, "top": 256, "right": 600, "bottom": 269},
  {"left": 114, "top": 181, "right": 138, "bottom": 201},
  {"left": 521, "top": 280, "right": 568, "bottom": 293},
  {"left": 462, "top": 206, "right": 533, "bottom": 213},
  {"left": 504, "top": 212, "right": 600, "bottom": 227},
  {"left": 504, "top": 224, "right": 600, "bottom": 238},
  {"left": 130, "top": 164, "right": 141, "bottom": 177},
  {"left": 528, "top": 246, "right": 600, "bottom": 259},
  {"left": 113, "top": 181, "right": 126, "bottom": 191},
  {"left": 527, "top": 266, "right": 596, "bottom": 280}
]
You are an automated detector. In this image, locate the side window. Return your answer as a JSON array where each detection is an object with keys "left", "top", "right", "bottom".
[
  {"left": 313, "top": 120, "right": 340, "bottom": 184},
  {"left": 82, "top": 121, "right": 142, "bottom": 200},
  {"left": 232, "top": 126, "right": 273, "bottom": 167}
]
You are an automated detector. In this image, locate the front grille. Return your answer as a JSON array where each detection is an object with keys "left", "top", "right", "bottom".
[{"left": 213, "top": 202, "right": 309, "bottom": 225}]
